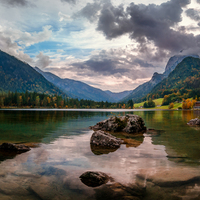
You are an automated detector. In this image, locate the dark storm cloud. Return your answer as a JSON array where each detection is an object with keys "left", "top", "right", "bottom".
[
  {"left": 197, "top": 0, "right": 200, "bottom": 4},
  {"left": 73, "top": 2, "right": 102, "bottom": 22},
  {"left": 186, "top": 8, "right": 200, "bottom": 21},
  {"left": 69, "top": 48, "right": 158, "bottom": 80},
  {"left": 96, "top": 0, "right": 197, "bottom": 52},
  {"left": 97, "top": 3, "right": 131, "bottom": 39},
  {"left": 72, "top": 58, "right": 128, "bottom": 76},
  {"left": 1, "top": 0, "right": 30, "bottom": 6}
]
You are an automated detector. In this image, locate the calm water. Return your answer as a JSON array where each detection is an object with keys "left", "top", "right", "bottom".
[{"left": 0, "top": 109, "right": 200, "bottom": 200}]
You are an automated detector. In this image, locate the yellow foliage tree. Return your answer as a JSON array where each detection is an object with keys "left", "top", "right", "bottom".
[
  {"left": 182, "top": 99, "right": 194, "bottom": 109},
  {"left": 168, "top": 102, "right": 174, "bottom": 109}
]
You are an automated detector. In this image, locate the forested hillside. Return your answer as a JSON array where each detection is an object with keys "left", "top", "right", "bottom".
[
  {"left": 140, "top": 57, "right": 200, "bottom": 105},
  {"left": 0, "top": 50, "right": 66, "bottom": 96}
]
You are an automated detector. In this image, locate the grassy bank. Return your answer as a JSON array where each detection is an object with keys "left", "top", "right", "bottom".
[{"left": 134, "top": 98, "right": 182, "bottom": 110}]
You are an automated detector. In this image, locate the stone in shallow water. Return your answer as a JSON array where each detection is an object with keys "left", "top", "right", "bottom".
[
  {"left": 0, "top": 180, "right": 30, "bottom": 196},
  {"left": 90, "top": 130, "right": 123, "bottom": 148},
  {"left": 90, "top": 114, "right": 146, "bottom": 133},
  {"left": 94, "top": 182, "right": 145, "bottom": 200},
  {"left": 79, "top": 171, "right": 110, "bottom": 187},
  {"left": 0, "top": 143, "right": 30, "bottom": 153},
  {"left": 187, "top": 118, "right": 200, "bottom": 126},
  {"left": 137, "top": 167, "right": 200, "bottom": 187}
]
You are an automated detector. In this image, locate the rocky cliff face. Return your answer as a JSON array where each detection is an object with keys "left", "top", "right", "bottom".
[
  {"left": 149, "top": 72, "right": 165, "bottom": 86},
  {"left": 163, "top": 55, "right": 199, "bottom": 77}
]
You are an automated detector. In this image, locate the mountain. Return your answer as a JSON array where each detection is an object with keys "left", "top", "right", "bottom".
[
  {"left": 122, "top": 54, "right": 199, "bottom": 102},
  {"left": 35, "top": 67, "right": 116, "bottom": 102},
  {"left": 0, "top": 50, "right": 66, "bottom": 96},
  {"left": 104, "top": 90, "right": 132, "bottom": 102},
  {"left": 163, "top": 55, "right": 199, "bottom": 77},
  {"left": 122, "top": 72, "right": 165, "bottom": 102},
  {"left": 150, "top": 57, "right": 200, "bottom": 94}
]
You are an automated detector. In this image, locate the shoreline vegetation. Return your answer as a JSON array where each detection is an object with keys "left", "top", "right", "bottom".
[{"left": 0, "top": 91, "right": 198, "bottom": 110}]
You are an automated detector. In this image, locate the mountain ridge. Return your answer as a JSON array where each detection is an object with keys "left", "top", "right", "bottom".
[
  {"left": 35, "top": 67, "right": 117, "bottom": 102},
  {"left": 122, "top": 54, "right": 199, "bottom": 102}
]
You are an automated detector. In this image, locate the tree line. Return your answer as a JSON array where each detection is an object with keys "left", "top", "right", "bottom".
[
  {"left": 138, "top": 88, "right": 200, "bottom": 106},
  {"left": 0, "top": 91, "right": 134, "bottom": 109}
]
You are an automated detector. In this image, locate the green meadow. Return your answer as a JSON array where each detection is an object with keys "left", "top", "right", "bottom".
[{"left": 134, "top": 98, "right": 182, "bottom": 109}]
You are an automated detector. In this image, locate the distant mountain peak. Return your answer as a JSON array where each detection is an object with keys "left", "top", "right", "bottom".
[{"left": 163, "top": 54, "right": 199, "bottom": 77}]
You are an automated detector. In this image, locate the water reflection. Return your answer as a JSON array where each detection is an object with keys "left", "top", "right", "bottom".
[
  {"left": 90, "top": 144, "right": 119, "bottom": 155},
  {"left": 0, "top": 110, "right": 200, "bottom": 199},
  {"left": 0, "top": 110, "right": 118, "bottom": 144}
]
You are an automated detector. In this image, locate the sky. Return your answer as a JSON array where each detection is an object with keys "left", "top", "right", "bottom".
[{"left": 0, "top": 0, "right": 200, "bottom": 92}]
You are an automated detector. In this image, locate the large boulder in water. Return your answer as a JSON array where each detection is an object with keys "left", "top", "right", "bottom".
[
  {"left": 90, "top": 114, "right": 146, "bottom": 133},
  {"left": 79, "top": 171, "right": 110, "bottom": 187},
  {"left": 187, "top": 118, "right": 200, "bottom": 126},
  {"left": 90, "top": 130, "right": 123, "bottom": 148}
]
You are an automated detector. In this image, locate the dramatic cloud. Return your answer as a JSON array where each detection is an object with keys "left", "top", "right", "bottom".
[
  {"left": 0, "top": 0, "right": 199, "bottom": 92},
  {"left": 96, "top": 0, "right": 197, "bottom": 53},
  {"left": 97, "top": 3, "right": 130, "bottom": 39},
  {"left": 70, "top": 47, "right": 159, "bottom": 80},
  {"left": 73, "top": 2, "right": 101, "bottom": 22},
  {"left": 36, "top": 52, "right": 52, "bottom": 69},
  {"left": 72, "top": 59, "right": 128, "bottom": 76},
  {"left": 1, "top": 0, "right": 30, "bottom": 6},
  {"left": 186, "top": 8, "right": 200, "bottom": 21}
]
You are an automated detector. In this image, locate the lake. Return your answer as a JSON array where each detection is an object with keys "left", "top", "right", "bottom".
[{"left": 0, "top": 109, "right": 200, "bottom": 200}]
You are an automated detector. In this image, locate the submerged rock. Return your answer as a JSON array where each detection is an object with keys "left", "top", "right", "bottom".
[
  {"left": 90, "top": 114, "right": 146, "bottom": 134},
  {"left": 80, "top": 171, "right": 110, "bottom": 187},
  {"left": 94, "top": 182, "right": 145, "bottom": 200},
  {"left": 0, "top": 143, "right": 30, "bottom": 153},
  {"left": 187, "top": 118, "right": 200, "bottom": 126},
  {"left": 137, "top": 167, "right": 200, "bottom": 187},
  {"left": 90, "top": 130, "right": 123, "bottom": 148},
  {"left": 0, "top": 179, "right": 30, "bottom": 196}
]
